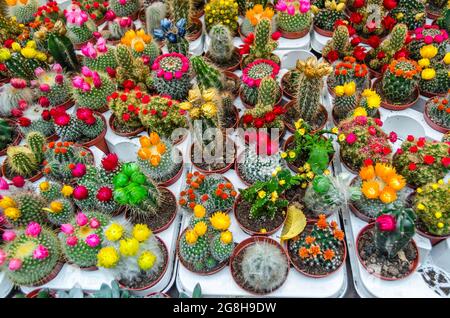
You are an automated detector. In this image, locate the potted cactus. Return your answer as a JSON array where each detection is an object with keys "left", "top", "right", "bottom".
[
  {"left": 153, "top": 18, "right": 189, "bottom": 55},
  {"left": 387, "top": 0, "right": 426, "bottom": 30},
  {"left": 349, "top": 162, "right": 409, "bottom": 222},
  {"left": 424, "top": 92, "right": 450, "bottom": 133},
  {"left": 374, "top": 58, "right": 421, "bottom": 110},
  {"left": 311, "top": 0, "right": 346, "bottom": 37},
  {"left": 74, "top": 0, "right": 109, "bottom": 25},
  {"left": 110, "top": 0, "right": 140, "bottom": 18},
  {"left": 37, "top": 181, "right": 76, "bottom": 225},
  {"left": 97, "top": 221, "right": 168, "bottom": 290},
  {"left": 144, "top": 1, "right": 167, "bottom": 35},
  {"left": 137, "top": 133, "right": 183, "bottom": 187},
  {"left": 120, "top": 29, "right": 161, "bottom": 60},
  {"left": 64, "top": 5, "right": 97, "bottom": 49},
  {"left": 418, "top": 51, "right": 450, "bottom": 98},
  {"left": 275, "top": 0, "right": 312, "bottom": 39},
  {"left": 104, "top": 12, "right": 135, "bottom": 44},
  {"left": 327, "top": 56, "right": 370, "bottom": 96},
  {"left": 0, "top": 119, "right": 21, "bottom": 157},
  {"left": 235, "top": 168, "right": 302, "bottom": 236},
  {"left": 179, "top": 172, "right": 237, "bottom": 215},
  {"left": 205, "top": 24, "right": 240, "bottom": 72},
  {"left": 240, "top": 18, "right": 281, "bottom": 68},
  {"left": 81, "top": 37, "right": 118, "bottom": 72},
  {"left": 177, "top": 205, "right": 235, "bottom": 274},
  {"left": 112, "top": 162, "right": 178, "bottom": 233},
  {"left": 59, "top": 211, "right": 110, "bottom": 269},
  {"left": 337, "top": 116, "right": 395, "bottom": 173},
  {"left": 322, "top": 25, "right": 358, "bottom": 63},
  {"left": 239, "top": 4, "right": 275, "bottom": 39},
  {"left": 0, "top": 222, "right": 63, "bottom": 286},
  {"left": 107, "top": 88, "right": 145, "bottom": 137},
  {"left": 15, "top": 100, "right": 56, "bottom": 140},
  {"left": 408, "top": 25, "right": 448, "bottom": 63},
  {"left": 166, "top": 0, "right": 203, "bottom": 41},
  {"left": 2, "top": 132, "right": 46, "bottom": 182},
  {"left": 3, "top": 0, "right": 38, "bottom": 24},
  {"left": 33, "top": 64, "right": 73, "bottom": 109},
  {"left": 356, "top": 205, "right": 419, "bottom": 280},
  {"left": 284, "top": 57, "right": 331, "bottom": 133},
  {"left": 0, "top": 79, "right": 34, "bottom": 118},
  {"left": 230, "top": 236, "right": 289, "bottom": 295},
  {"left": 204, "top": 0, "right": 239, "bottom": 34},
  {"left": 393, "top": 135, "right": 450, "bottom": 188},
  {"left": 72, "top": 66, "right": 115, "bottom": 112},
  {"left": 240, "top": 59, "right": 281, "bottom": 108},
  {"left": 412, "top": 180, "right": 450, "bottom": 239},
  {"left": 287, "top": 215, "right": 346, "bottom": 277}
]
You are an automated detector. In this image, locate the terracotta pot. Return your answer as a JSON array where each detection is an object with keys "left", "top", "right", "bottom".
[
  {"left": 186, "top": 18, "right": 203, "bottom": 42},
  {"left": 281, "top": 72, "right": 296, "bottom": 100},
  {"left": 95, "top": 16, "right": 106, "bottom": 27},
  {"left": 230, "top": 236, "right": 289, "bottom": 295},
  {"left": 190, "top": 141, "right": 236, "bottom": 175},
  {"left": 119, "top": 236, "right": 169, "bottom": 290},
  {"left": 283, "top": 100, "right": 328, "bottom": 134},
  {"left": 56, "top": 99, "right": 75, "bottom": 110},
  {"left": 420, "top": 89, "right": 447, "bottom": 99},
  {"left": 108, "top": 114, "right": 145, "bottom": 137},
  {"left": 204, "top": 48, "right": 241, "bottom": 72},
  {"left": 278, "top": 26, "right": 310, "bottom": 39},
  {"left": 285, "top": 221, "right": 347, "bottom": 278},
  {"left": 32, "top": 261, "right": 64, "bottom": 287},
  {"left": 158, "top": 150, "right": 184, "bottom": 187},
  {"left": 356, "top": 223, "right": 419, "bottom": 281},
  {"left": 368, "top": 67, "right": 382, "bottom": 80},
  {"left": 1, "top": 160, "right": 43, "bottom": 183},
  {"left": 0, "top": 119, "right": 22, "bottom": 157},
  {"left": 239, "top": 85, "right": 282, "bottom": 109},
  {"left": 81, "top": 112, "right": 110, "bottom": 154},
  {"left": 233, "top": 194, "right": 287, "bottom": 236},
  {"left": 176, "top": 228, "right": 229, "bottom": 275},
  {"left": 423, "top": 103, "right": 450, "bottom": 133},
  {"left": 313, "top": 24, "right": 333, "bottom": 37},
  {"left": 373, "top": 79, "right": 420, "bottom": 111},
  {"left": 224, "top": 71, "right": 241, "bottom": 97},
  {"left": 331, "top": 106, "right": 381, "bottom": 126},
  {"left": 339, "top": 149, "right": 360, "bottom": 174},
  {"left": 426, "top": 7, "right": 441, "bottom": 20}
]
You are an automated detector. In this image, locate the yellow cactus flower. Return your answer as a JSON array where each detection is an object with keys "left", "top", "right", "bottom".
[
  {"left": 331, "top": 127, "right": 339, "bottom": 134},
  {"left": 444, "top": 53, "right": 450, "bottom": 65},
  {"left": 418, "top": 58, "right": 430, "bottom": 68},
  {"left": 0, "top": 196, "right": 16, "bottom": 209},
  {"left": 21, "top": 47, "right": 37, "bottom": 59},
  {"left": 353, "top": 107, "right": 367, "bottom": 117},
  {"left": 258, "top": 190, "right": 266, "bottom": 199},
  {"left": 179, "top": 102, "right": 192, "bottom": 110},
  {"left": 298, "top": 128, "right": 306, "bottom": 136},
  {"left": 0, "top": 48, "right": 11, "bottom": 61},
  {"left": 279, "top": 179, "right": 286, "bottom": 186},
  {"left": 61, "top": 185, "right": 74, "bottom": 197},
  {"left": 119, "top": 238, "right": 140, "bottom": 256},
  {"left": 294, "top": 119, "right": 303, "bottom": 129},
  {"left": 396, "top": 12, "right": 404, "bottom": 19},
  {"left": 437, "top": 222, "right": 444, "bottom": 228},
  {"left": 105, "top": 223, "right": 124, "bottom": 241},
  {"left": 334, "top": 85, "right": 345, "bottom": 97},
  {"left": 280, "top": 152, "right": 287, "bottom": 159},
  {"left": 133, "top": 224, "right": 152, "bottom": 242},
  {"left": 432, "top": 183, "right": 439, "bottom": 190},
  {"left": 324, "top": 169, "right": 331, "bottom": 175},
  {"left": 210, "top": 211, "right": 231, "bottom": 231},
  {"left": 11, "top": 42, "right": 21, "bottom": 52},
  {"left": 288, "top": 151, "right": 296, "bottom": 159},
  {"left": 35, "top": 52, "right": 47, "bottom": 62},
  {"left": 361, "top": 181, "right": 380, "bottom": 199},
  {"left": 133, "top": 41, "right": 145, "bottom": 52},
  {"left": 189, "top": 107, "right": 200, "bottom": 119},
  {"left": 202, "top": 88, "right": 216, "bottom": 102},
  {"left": 362, "top": 89, "right": 376, "bottom": 97},
  {"left": 138, "top": 251, "right": 156, "bottom": 270},
  {"left": 338, "top": 134, "right": 346, "bottom": 142},
  {"left": 4, "top": 207, "right": 21, "bottom": 220},
  {"left": 379, "top": 187, "right": 397, "bottom": 204},
  {"left": 359, "top": 165, "right": 376, "bottom": 181},
  {"left": 5, "top": 0, "right": 18, "bottom": 6},
  {"left": 367, "top": 94, "right": 381, "bottom": 109},
  {"left": 194, "top": 221, "right": 208, "bottom": 236},
  {"left": 220, "top": 230, "right": 233, "bottom": 244},
  {"left": 97, "top": 247, "right": 120, "bottom": 268},
  {"left": 421, "top": 68, "right": 436, "bottom": 80},
  {"left": 185, "top": 229, "right": 198, "bottom": 244},
  {"left": 260, "top": 228, "right": 267, "bottom": 234},
  {"left": 49, "top": 201, "right": 63, "bottom": 213},
  {"left": 270, "top": 191, "right": 278, "bottom": 202},
  {"left": 420, "top": 45, "right": 438, "bottom": 59},
  {"left": 435, "top": 212, "right": 442, "bottom": 219},
  {"left": 416, "top": 187, "right": 423, "bottom": 193},
  {"left": 201, "top": 102, "right": 218, "bottom": 118},
  {"left": 39, "top": 181, "right": 50, "bottom": 192},
  {"left": 388, "top": 175, "right": 406, "bottom": 191},
  {"left": 344, "top": 82, "right": 356, "bottom": 96},
  {"left": 306, "top": 171, "right": 315, "bottom": 179},
  {"left": 193, "top": 204, "right": 206, "bottom": 218},
  {"left": 417, "top": 203, "right": 426, "bottom": 211},
  {"left": 26, "top": 40, "right": 36, "bottom": 49}
]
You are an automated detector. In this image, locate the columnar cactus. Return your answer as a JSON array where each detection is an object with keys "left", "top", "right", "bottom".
[
  {"left": 333, "top": 82, "right": 358, "bottom": 122},
  {"left": 151, "top": 53, "right": 191, "bottom": 100},
  {"left": 64, "top": 5, "right": 96, "bottom": 45},
  {"left": 26, "top": 131, "right": 45, "bottom": 165},
  {"left": 114, "top": 44, "right": 154, "bottom": 89},
  {"left": 81, "top": 37, "right": 118, "bottom": 71},
  {"left": 276, "top": 0, "right": 312, "bottom": 33},
  {"left": 6, "top": 133, "right": 45, "bottom": 179},
  {"left": 47, "top": 28, "right": 81, "bottom": 72},
  {"left": 426, "top": 93, "right": 450, "bottom": 130},
  {"left": 4, "top": 0, "right": 38, "bottom": 24},
  {"left": 207, "top": 24, "right": 236, "bottom": 67},
  {"left": 0, "top": 191, "right": 47, "bottom": 227},
  {"left": 191, "top": 56, "right": 224, "bottom": 91},
  {"left": 34, "top": 65, "right": 72, "bottom": 108},
  {"left": 380, "top": 58, "right": 421, "bottom": 104},
  {"left": 167, "top": 0, "right": 195, "bottom": 28},
  {"left": 204, "top": 0, "right": 239, "bottom": 33},
  {"left": 322, "top": 25, "right": 354, "bottom": 62},
  {"left": 110, "top": 0, "right": 140, "bottom": 17},
  {"left": 0, "top": 223, "right": 62, "bottom": 286}
]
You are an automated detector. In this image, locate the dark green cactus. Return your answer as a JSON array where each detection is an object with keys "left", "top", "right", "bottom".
[
  {"left": 191, "top": 56, "right": 224, "bottom": 91},
  {"left": 47, "top": 32, "right": 81, "bottom": 72}
]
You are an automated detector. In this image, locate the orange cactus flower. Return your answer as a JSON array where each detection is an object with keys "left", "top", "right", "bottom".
[
  {"left": 149, "top": 132, "right": 160, "bottom": 145},
  {"left": 188, "top": 202, "right": 196, "bottom": 209},
  {"left": 138, "top": 148, "right": 151, "bottom": 160},
  {"left": 330, "top": 220, "right": 338, "bottom": 229},
  {"left": 309, "top": 245, "right": 321, "bottom": 257},
  {"left": 139, "top": 136, "right": 151, "bottom": 147},
  {"left": 359, "top": 165, "right": 375, "bottom": 180},
  {"left": 323, "top": 249, "right": 335, "bottom": 261},
  {"left": 361, "top": 180, "right": 380, "bottom": 199},
  {"left": 150, "top": 154, "right": 161, "bottom": 167},
  {"left": 156, "top": 142, "right": 166, "bottom": 154},
  {"left": 334, "top": 229, "right": 345, "bottom": 241},
  {"left": 375, "top": 163, "right": 397, "bottom": 182},
  {"left": 387, "top": 175, "right": 406, "bottom": 191},
  {"left": 299, "top": 247, "right": 309, "bottom": 259},
  {"left": 230, "top": 190, "right": 237, "bottom": 197},
  {"left": 179, "top": 198, "right": 187, "bottom": 205},
  {"left": 305, "top": 236, "right": 316, "bottom": 245},
  {"left": 317, "top": 214, "right": 328, "bottom": 229},
  {"left": 379, "top": 186, "right": 397, "bottom": 204}
]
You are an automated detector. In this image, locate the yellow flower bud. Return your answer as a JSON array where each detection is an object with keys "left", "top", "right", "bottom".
[
  {"left": 344, "top": 82, "right": 356, "bottom": 96},
  {"left": 437, "top": 222, "right": 444, "bottom": 228},
  {"left": 220, "top": 230, "right": 233, "bottom": 244},
  {"left": 417, "top": 203, "right": 426, "bottom": 210},
  {"left": 61, "top": 185, "right": 73, "bottom": 197},
  {"left": 193, "top": 204, "right": 206, "bottom": 218},
  {"left": 421, "top": 68, "right": 436, "bottom": 80},
  {"left": 11, "top": 42, "right": 21, "bottom": 52},
  {"left": 49, "top": 201, "right": 63, "bottom": 213},
  {"left": 444, "top": 53, "right": 450, "bottom": 65},
  {"left": 119, "top": 238, "right": 140, "bottom": 256},
  {"left": 258, "top": 190, "right": 266, "bottom": 199},
  {"left": 133, "top": 224, "right": 152, "bottom": 242},
  {"left": 4, "top": 207, "right": 21, "bottom": 220},
  {"left": 185, "top": 229, "right": 198, "bottom": 244},
  {"left": 97, "top": 247, "right": 120, "bottom": 268},
  {"left": 194, "top": 221, "right": 208, "bottom": 236},
  {"left": 335, "top": 85, "right": 345, "bottom": 97},
  {"left": 435, "top": 212, "right": 442, "bottom": 219},
  {"left": 138, "top": 251, "right": 156, "bottom": 270}
]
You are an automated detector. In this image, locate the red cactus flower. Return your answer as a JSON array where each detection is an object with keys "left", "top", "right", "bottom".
[
  {"left": 383, "top": 0, "right": 397, "bottom": 10},
  {"left": 243, "top": 114, "right": 253, "bottom": 124},
  {"left": 423, "top": 155, "right": 435, "bottom": 165},
  {"left": 11, "top": 176, "right": 25, "bottom": 188},
  {"left": 326, "top": 50, "right": 339, "bottom": 63},
  {"left": 96, "top": 187, "right": 112, "bottom": 201},
  {"left": 17, "top": 117, "right": 31, "bottom": 127},
  {"left": 101, "top": 153, "right": 119, "bottom": 171},
  {"left": 54, "top": 113, "right": 70, "bottom": 126}
]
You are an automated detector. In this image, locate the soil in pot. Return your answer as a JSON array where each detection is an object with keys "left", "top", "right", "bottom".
[
  {"left": 285, "top": 186, "right": 306, "bottom": 203},
  {"left": 235, "top": 197, "right": 286, "bottom": 235},
  {"left": 125, "top": 188, "right": 177, "bottom": 233},
  {"left": 281, "top": 71, "right": 299, "bottom": 99},
  {"left": 223, "top": 72, "right": 241, "bottom": 97},
  {"left": 373, "top": 79, "right": 419, "bottom": 110},
  {"left": 205, "top": 48, "right": 241, "bottom": 72},
  {"left": 109, "top": 115, "right": 144, "bottom": 137},
  {"left": 357, "top": 225, "right": 418, "bottom": 280},
  {"left": 222, "top": 106, "right": 240, "bottom": 129},
  {"left": 191, "top": 140, "right": 235, "bottom": 173},
  {"left": 284, "top": 102, "right": 327, "bottom": 133},
  {"left": 119, "top": 237, "right": 168, "bottom": 290}
]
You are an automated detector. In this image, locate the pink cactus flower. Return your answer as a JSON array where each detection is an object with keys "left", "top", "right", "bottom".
[
  {"left": 33, "top": 245, "right": 49, "bottom": 260},
  {"left": 61, "top": 223, "right": 74, "bottom": 235},
  {"left": 66, "top": 236, "right": 78, "bottom": 246},
  {"left": 10, "top": 78, "right": 27, "bottom": 89},
  {"left": 90, "top": 218, "right": 100, "bottom": 229},
  {"left": 81, "top": 43, "right": 97, "bottom": 59},
  {"left": 174, "top": 71, "right": 183, "bottom": 79},
  {"left": 76, "top": 213, "right": 88, "bottom": 227},
  {"left": 55, "top": 74, "right": 64, "bottom": 85},
  {"left": 164, "top": 72, "right": 173, "bottom": 80},
  {"left": 73, "top": 186, "right": 89, "bottom": 200},
  {"left": 71, "top": 163, "right": 87, "bottom": 178},
  {"left": 39, "top": 84, "right": 50, "bottom": 92},
  {"left": 118, "top": 0, "right": 127, "bottom": 4},
  {"left": 34, "top": 67, "right": 46, "bottom": 77},
  {"left": 85, "top": 234, "right": 100, "bottom": 247},
  {"left": 346, "top": 133, "right": 357, "bottom": 144},
  {"left": 424, "top": 35, "right": 433, "bottom": 44},
  {"left": 287, "top": 5, "right": 295, "bottom": 15},
  {"left": 52, "top": 63, "right": 63, "bottom": 73},
  {"left": 2, "top": 230, "right": 16, "bottom": 242},
  {"left": 25, "top": 222, "right": 42, "bottom": 237},
  {"left": 8, "top": 258, "right": 22, "bottom": 271},
  {"left": 0, "top": 177, "right": 9, "bottom": 190},
  {"left": 81, "top": 66, "right": 92, "bottom": 77},
  {"left": 92, "top": 72, "right": 102, "bottom": 88}
]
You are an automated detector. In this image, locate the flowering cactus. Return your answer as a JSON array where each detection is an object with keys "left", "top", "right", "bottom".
[
  {"left": 105, "top": 11, "right": 134, "bottom": 41},
  {"left": 74, "top": 0, "right": 109, "bottom": 24},
  {"left": 275, "top": 0, "right": 312, "bottom": 34},
  {"left": 4, "top": 0, "right": 38, "bottom": 24},
  {"left": 426, "top": 93, "right": 450, "bottom": 130},
  {"left": 153, "top": 18, "right": 189, "bottom": 55},
  {"left": 240, "top": 4, "right": 275, "bottom": 36},
  {"left": 408, "top": 25, "right": 449, "bottom": 62},
  {"left": 64, "top": 5, "right": 96, "bottom": 45},
  {"left": 33, "top": 64, "right": 71, "bottom": 108},
  {"left": 109, "top": 0, "right": 140, "bottom": 17},
  {"left": 81, "top": 37, "right": 118, "bottom": 71}
]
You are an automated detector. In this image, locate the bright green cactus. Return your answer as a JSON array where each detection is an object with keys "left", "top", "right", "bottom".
[
  {"left": 152, "top": 53, "right": 191, "bottom": 100},
  {"left": 0, "top": 191, "right": 47, "bottom": 227},
  {"left": 82, "top": 47, "right": 117, "bottom": 72},
  {"left": 5, "top": 0, "right": 38, "bottom": 24},
  {"left": 38, "top": 181, "right": 63, "bottom": 201},
  {"left": 333, "top": 90, "right": 357, "bottom": 123},
  {"left": 110, "top": 0, "right": 140, "bottom": 17},
  {"left": 0, "top": 119, "right": 13, "bottom": 151},
  {"left": 191, "top": 56, "right": 224, "bottom": 91},
  {"left": 256, "top": 76, "right": 280, "bottom": 107},
  {"left": 47, "top": 31, "right": 81, "bottom": 72},
  {"left": 313, "top": 2, "right": 346, "bottom": 32},
  {"left": 381, "top": 58, "right": 421, "bottom": 104},
  {"left": 0, "top": 224, "right": 62, "bottom": 286}
]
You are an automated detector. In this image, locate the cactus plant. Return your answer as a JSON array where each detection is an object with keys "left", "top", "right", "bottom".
[
  {"left": 0, "top": 81, "right": 34, "bottom": 117},
  {"left": 413, "top": 180, "right": 450, "bottom": 236},
  {"left": 72, "top": 66, "right": 115, "bottom": 111},
  {"left": 0, "top": 15, "right": 23, "bottom": 43},
  {"left": 204, "top": 0, "right": 239, "bottom": 34},
  {"left": 418, "top": 51, "right": 450, "bottom": 96},
  {"left": 0, "top": 119, "right": 13, "bottom": 152},
  {"left": 120, "top": 29, "right": 160, "bottom": 59},
  {"left": 145, "top": 2, "right": 167, "bottom": 35},
  {"left": 241, "top": 59, "right": 280, "bottom": 107},
  {"left": 0, "top": 191, "right": 47, "bottom": 227},
  {"left": 153, "top": 18, "right": 189, "bottom": 55},
  {"left": 333, "top": 82, "right": 358, "bottom": 122},
  {"left": 108, "top": 87, "right": 144, "bottom": 133},
  {"left": 81, "top": 37, "right": 117, "bottom": 72},
  {"left": 110, "top": 0, "right": 139, "bottom": 17},
  {"left": 114, "top": 44, "right": 155, "bottom": 89},
  {"left": 105, "top": 14, "right": 134, "bottom": 41},
  {"left": 349, "top": 0, "right": 390, "bottom": 39},
  {"left": 0, "top": 223, "right": 62, "bottom": 286},
  {"left": 60, "top": 211, "right": 110, "bottom": 268},
  {"left": 151, "top": 52, "right": 191, "bottom": 101},
  {"left": 167, "top": 0, "right": 197, "bottom": 31},
  {"left": 34, "top": 64, "right": 72, "bottom": 108},
  {"left": 388, "top": 0, "right": 426, "bottom": 30},
  {"left": 322, "top": 25, "right": 354, "bottom": 62},
  {"left": 408, "top": 25, "right": 448, "bottom": 62},
  {"left": 64, "top": 5, "right": 96, "bottom": 45},
  {"left": 312, "top": 0, "right": 346, "bottom": 32},
  {"left": 328, "top": 56, "right": 370, "bottom": 92},
  {"left": 357, "top": 88, "right": 382, "bottom": 118},
  {"left": 275, "top": 0, "right": 312, "bottom": 34},
  {"left": 393, "top": 135, "right": 450, "bottom": 187},
  {"left": 0, "top": 41, "right": 47, "bottom": 80},
  {"left": 6, "top": 133, "right": 45, "bottom": 179},
  {"left": 206, "top": 24, "right": 239, "bottom": 70},
  {"left": 426, "top": 93, "right": 450, "bottom": 130},
  {"left": 16, "top": 102, "right": 56, "bottom": 138},
  {"left": 4, "top": 0, "right": 38, "bottom": 24},
  {"left": 379, "top": 58, "right": 421, "bottom": 105},
  {"left": 47, "top": 27, "right": 81, "bottom": 72},
  {"left": 240, "top": 4, "right": 275, "bottom": 36},
  {"left": 26, "top": 131, "right": 45, "bottom": 165},
  {"left": 436, "top": 6, "right": 450, "bottom": 33},
  {"left": 38, "top": 180, "right": 64, "bottom": 201},
  {"left": 190, "top": 55, "right": 226, "bottom": 91},
  {"left": 43, "top": 197, "right": 76, "bottom": 226}
]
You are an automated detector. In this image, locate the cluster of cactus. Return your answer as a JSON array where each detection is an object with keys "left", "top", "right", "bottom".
[
  {"left": 242, "top": 18, "right": 280, "bottom": 66},
  {"left": 241, "top": 59, "right": 280, "bottom": 107},
  {"left": 311, "top": 0, "right": 346, "bottom": 32},
  {"left": 114, "top": 44, "right": 155, "bottom": 89},
  {"left": 322, "top": 25, "right": 354, "bottom": 62},
  {"left": 0, "top": 189, "right": 47, "bottom": 227},
  {"left": 388, "top": 0, "right": 426, "bottom": 30},
  {"left": 153, "top": 18, "right": 189, "bottom": 55},
  {"left": 204, "top": 0, "right": 239, "bottom": 34},
  {"left": 46, "top": 25, "right": 82, "bottom": 72},
  {"left": 276, "top": 0, "right": 312, "bottom": 33},
  {"left": 42, "top": 141, "right": 94, "bottom": 183},
  {"left": 294, "top": 57, "right": 332, "bottom": 127},
  {"left": 426, "top": 93, "right": 450, "bottom": 130},
  {"left": 381, "top": 58, "right": 421, "bottom": 104},
  {"left": 151, "top": 52, "right": 191, "bottom": 100},
  {"left": 0, "top": 15, "right": 23, "bottom": 43},
  {"left": 81, "top": 37, "right": 118, "bottom": 72},
  {"left": 139, "top": 95, "right": 186, "bottom": 139},
  {"left": 4, "top": 0, "right": 38, "bottom": 24},
  {"left": 289, "top": 215, "right": 345, "bottom": 272},
  {"left": 241, "top": 4, "right": 275, "bottom": 36},
  {"left": 108, "top": 87, "right": 143, "bottom": 132},
  {"left": 51, "top": 107, "right": 105, "bottom": 142},
  {"left": 6, "top": 132, "right": 45, "bottom": 179},
  {"left": 109, "top": 0, "right": 139, "bottom": 17},
  {"left": 0, "top": 81, "right": 34, "bottom": 117},
  {"left": 0, "top": 41, "right": 47, "bottom": 80},
  {"left": 106, "top": 14, "right": 134, "bottom": 41},
  {"left": 64, "top": 5, "right": 97, "bottom": 45},
  {"left": 366, "top": 24, "right": 408, "bottom": 72},
  {"left": 0, "top": 119, "right": 13, "bottom": 151},
  {"left": 34, "top": 64, "right": 72, "bottom": 108},
  {"left": 120, "top": 29, "right": 160, "bottom": 59},
  {"left": 393, "top": 135, "right": 450, "bottom": 188},
  {"left": 374, "top": 205, "right": 416, "bottom": 259},
  {"left": 59, "top": 211, "right": 110, "bottom": 268},
  {"left": 413, "top": 180, "right": 450, "bottom": 236},
  {"left": 418, "top": 48, "right": 450, "bottom": 95},
  {"left": 0, "top": 223, "right": 62, "bottom": 286},
  {"left": 338, "top": 116, "right": 393, "bottom": 171},
  {"left": 329, "top": 56, "right": 370, "bottom": 91},
  {"left": 191, "top": 56, "right": 226, "bottom": 91},
  {"left": 179, "top": 205, "right": 234, "bottom": 271},
  {"left": 333, "top": 82, "right": 358, "bottom": 122},
  {"left": 179, "top": 172, "right": 237, "bottom": 215},
  {"left": 427, "top": 0, "right": 448, "bottom": 12},
  {"left": 240, "top": 241, "right": 288, "bottom": 293},
  {"left": 358, "top": 88, "right": 382, "bottom": 117},
  {"left": 408, "top": 25, "right": 448, "bottom": 62},
  {"left": 137, "top": 133, "right": 181, "bottom": 184},
  {"left": 145, "top": 2, "right": 167, "bottom": 35},
  {"left": 207, "top": 24, "right": 237, "bottom": 68},
  {"left": 97, "top": 221, "right": 165, "bottom": 284}
]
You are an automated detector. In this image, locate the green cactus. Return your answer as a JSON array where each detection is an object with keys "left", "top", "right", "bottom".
[
  {"left": 83, "top": 48, "right": 117, "bottom": 72},
  {"left": 408, "top": 27, "right": 447, "bottom": 62},
  {"left": 277, "top": 6, "right": 312, "bottom": 33},
  {"left": 6, "top": 146, "right": 39, "bottom": 179},
  {"left": 329, "top": 57, "right": 370, "bottom": 90},
  {"left": 66, "top": 21, "right": 96, "bottom": 45},
  {"left": 1, "top": 52, "right": 45, "bottom": 80},
  {"left": 313, "top": 4, "right": 346, "bottom": 32},
  {"left": 26, "top": 131, "right": 45, "bottom": 165},
  {"left": 38, "top": 181, "right": 63, "bottom": 202},
  {"left": 73, "top": 72, "right": 115, "bottom": 111},
  {"left": 204, "top": 0, "right": 239, "bottom": 34},
  {"left": 0, "top": 83, "right": 34, "bottom": 117},
  {"left": 0, "top": 119, "right": 13, "bottom": 151},
  {"left": 420, "top": 64, "right": 450, "bottom": 95},
  {"left": 436, "top": 7, "right": 450, "bottom": 33},
  {"left": 115, "top": 44, "right": 156, "bottom": 89},
  {"left": 210, "top": 233, "right": 233, "bottom": 262},
  {"left": 145, "top": 2, "right": 167, "bottom": 34},
  {"left": 0, "top": 191, "right": 47, "bottom": 227},
  {"left": 0, "top": 225, "right": 62, "bottom": 286},
  {"left": 322, "top": 25, "right": 353, "bottom": 61},
  {"left": 180, "top": 232, "right": 210, "bottom": 264},
  {"left": 47, "top": 32, "right": 81, "bottom": 72},
  {"left": 80, "top": 114, "right": 105, "bottom": 140},
  {"left": 108, "top": 89, "right": 143, "bottom": 132},
  {"left": 5, "top": 0, "right": 38, "bottom": 24},
  {"left": 167, "top": 0, "right": 195, "bottom": 28},
  {"left": 19, "top": 117, "right": 56, "bottom": 139},
  {"left": 152, "top": 53, "right": 191, "bottom": 100},
  {"left": 389, "top": 0, "right": 426, "bottom": 30},
  {"left": 191, "top": 56, "right": 224, "bottom": 91},
  {"left": 238, "top": 145, "right": 285, "bottom": 184},
  {"left": 426, "top": 92, "right": 450, "bottom": 130},
  {"left": 36, "top": 70, "right": 72, "bottom": 108},
  {"left": 333, "top": 93, "right": 357, "bottom": 123},
  {"left": 207, "top": 24, "right": 236, "bottom": 67},
  {"left": 110, "top": 0, "right": 140, "bottom": 17},
  {"left": 53, "top": 117, "right": 82, "bottom": 142},
  {"left": 44, "top": 198, "right": 75, "bottom": 226},
  {"left": 256, "top": 76, "right": 279, "bottom": 107},
  {"left": 381, "top": 58, "right": 421, "bottom": 104},
  {"left": 243, "top": 18, "right": 279, "bottom": 67}
]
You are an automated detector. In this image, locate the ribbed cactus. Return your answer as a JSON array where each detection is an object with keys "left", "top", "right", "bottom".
[
  {"left": 1, "top": 52, "right": 45, "bottom": 80},
  {"left": 167, "top": 0, "right": 195, "bottom": 27},
  {"left": 204, "top": 0, "right": 239, "bottom": 33},
  {"left": 115, "top": 44, "right": 154, "bottom": 89},
  {"left": 245, "top": 18, "right": 279, "bottom": 66},
  {"left": 381, "top": 58, "right": 421, "bottom": 104},
  {"left": 256, "top": 76, "right": 279, "bottom": 107},
  {"left": 322, "top": 25, "right": 353, "bottom": 61},
  {"left": 313, "top": 1, "right": 346, "bottom": 31},
  {"left": 26, "top": 131, "right": 45, "bottom": 165},
  {"left": 276, "top": 1, "right": 312, "bottom": 33},
  {"left": 426, "top": 93, "right": 450, "bottom": 130},
  {"left": 110, "top": 0, "right": 140, "bottom": 17},
  {"left": 44, "top": 198, "right": 75, "bottom": 226},
  {"left": 333, "top": 84, "right": 358, "bottom": 123},
  {"left": 152, "top": 53, "right": 191, "bottom": 100},
  {"left": 72, "top": 70, "right": 115, "bottom": 111},
  {"left": 0, "top": 192, "right": 47, "bottom": 227},
  {"left": 5, "top": 0, "right": 38, "bottom": 24},
  {"left": 0, "top": 224, "right": 62, "bottom": 286},
  {"left": 145, "top": 2, "right": 167, "bottom": 34},
  {"left": 38, "top": 181, "right": 63, "bottom": 201},
  {"left": 82, "top": 48, "right": 117, "bottom": 72},
  {"left": 47, "top": 31, "right": 81, "bottom": 72},
  {"left": 6, "top": 146, "right": 39, "bottom": 179},
  {"left": 207, "top": 24, "right": 236, "bottom": 67},
  {"left": 191, "top": 56, "right": 224, "bottom": 91},
  {"left": 295, "top": 57, "right": 332, "bottom": 126}
]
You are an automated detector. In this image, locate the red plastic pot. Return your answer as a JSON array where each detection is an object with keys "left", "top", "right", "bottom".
[{"left": 1, "top": 160, "right": 43, "bottom": 183}]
